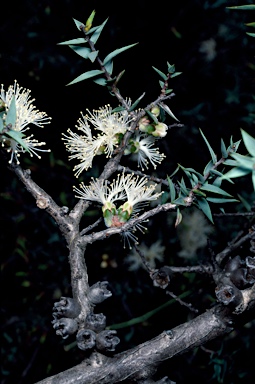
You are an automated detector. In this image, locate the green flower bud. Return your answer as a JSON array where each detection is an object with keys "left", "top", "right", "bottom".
[
  {"left": 152, "top": 122, "right": 168, "bottom": 138},
  {"left": 151, "top": 105, "right": 160, "bottom": 117}
]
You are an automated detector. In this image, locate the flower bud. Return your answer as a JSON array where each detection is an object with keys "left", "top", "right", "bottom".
[
  {"left": 151, "top": 105, "right": 160, "bottom": 117},
  {"left": 138, "top": 117, "right": 150, "bottom": 132},
  {"left": 152, "top": 122, "right": 168, "bottom": 138}
]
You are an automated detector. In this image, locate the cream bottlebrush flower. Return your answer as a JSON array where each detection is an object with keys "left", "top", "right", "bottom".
[
  {"left": 62, "top": 105, "right": 132, "bottom": 177},
  {"left": 130, "top": 133, "right": 166, "bottom": 171},
  {"left": 118, "top": 173, "right": 163, "bottom": 219},
  {"left": 177, "top": 209, "right": 214, "bottom": 259},
  {"left": 85, "top": 104, "right": 132, "bottom": 157},
  {"left": 125, "top": 240, "right": 165, "bottom": 271},
  {"left": 62, "top": 113, "right": 105, "bottom": 178},
  {"left": 73, "top": 175, "right": 127, "bottom": 227},
  {"left": 0, "top": 81, "right": 51, "bottom": 163}
]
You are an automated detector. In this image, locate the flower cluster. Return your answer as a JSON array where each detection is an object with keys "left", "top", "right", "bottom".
[
  {"left": 63, "top": 103, "right": 167, "bottom": 177},
  {"left": 74, "top": 173, "right": 163, "bottom": 247},
  {"left": 0, "top": 81, "right": 51, "bottom": 164}
]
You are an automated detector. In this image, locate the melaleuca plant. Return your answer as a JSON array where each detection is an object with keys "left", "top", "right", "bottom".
[{"left": 1, "top": 9, "right": 255, "bottom": 384}]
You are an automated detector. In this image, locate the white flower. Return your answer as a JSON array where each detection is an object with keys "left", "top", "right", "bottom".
[
  {"left": 125, "top": 240, "right": 165, "bottom": 270},
  {"left": 118, "top": 173, "right": 163, "bottom": 217},
  {"left": 131, "top": 134, "right": 166, "bottom": 170},
  {"left": 0, "top": 81, "right": 51, "bottom": 163},
  {"left": 177, "top": 209, "right": 214, "bottom": 259},
  {"left": 63, "top": 105, "right": 132, "bottom": 177},
  {"left": 74, "top": 173, "right": 162, "bottom": 237},
  {"left": 62, "top": 114, "right": 105, "bottom": 177}
]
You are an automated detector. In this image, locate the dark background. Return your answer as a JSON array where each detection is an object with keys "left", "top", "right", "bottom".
[{"left": 1, "top": 1, "right": 255, "bottom": 383}]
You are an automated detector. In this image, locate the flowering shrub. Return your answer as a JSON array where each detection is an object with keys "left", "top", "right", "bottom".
[{"left": 1, "top": 7, "right": 255, "bottom": 384}]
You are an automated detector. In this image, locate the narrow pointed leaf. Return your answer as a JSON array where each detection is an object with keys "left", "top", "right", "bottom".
[
  {"left": 241, "top": 129, "right": 255, "bottom": 157},
  {"left": 66, "top": 70, "right": 104, "bottom": 85},
  {"left": 246, "top": 22, "right": 255, "bottom": 28},
  {"left": 223, "top": 159, "right": 239, "bottom": 166},
  {"left": 197, "top": 197, "right": 214, "bottom": 223},
  {"left": 203, "top": 159, "right": 214, "bottom": 176},
  {"left": 169, "top": 165, "right": 180, "bottom": 177},
  {"left": 200, "top": 183, "right": 232, "bottom": 197},
  {"left": 206, "top": 197, "right": 239, "bottom": 204},
  {"left": 128, "top": 93, "right": 146, "bottom": 111},
  {"left": 145, "top": 108, "right": 158, "bottom": 124},
  {"left": 69, "top": 45, "right": 91, "bottom": 58},
  {"left": 167, "top": 176, "right": 176, "bottom": 201},
  {"left": 93, "top": 78, "right": 107, "bottom": 86},
  {"left": 231, "top": 153, "right": 255, "bottom": 170},
  {"left": 5, "top": 97, "right": 16, "bottom": 127},
  {"left": 103, "top": 43, "right": 138, "bottom": 65},
  {"left": 170, "top": 72, "right": 182, "bottom": 78},
  {"left": 246, "top": 32, "right": 255, "bottom": 37},
  {"left": 159, "top": 80, "right": 165, "bottom": 89},
  {"left": 152, "top": 66, "right": 168, "bottom": 80},
  {"left": 167, "top": 63, "right": 175, "bottom": 73},
  {"left": 227, "top": 5, "right": 255, "bottom": 10},
  {"left": 221, "top": 167, "right": 251, "bottom": 179},
  {"left": 104, "top": 60, "right": 113, "bottom": 75},
  {"left": 159, "top": 102, "right": 179, "bottom": 121},
  {"left": 90, "top": 18, "right": 109, "bottom": 44},
  {"left": 6, "top": 130, "right": 29, "bottom": 151},
  {"left": 175, "top": 208, "right": 182, "bottom": 227},
  {"left": 199, "top": 129, "right": 217, "bottom": 163},
  {"left": 73, "top": 18, "right": 84, "bottom": 30},
  {"left": 221, "top": 138, "right": 228, "bottom": 158},
  {"left": 58, "top": 37, "right": 86, "bottom": 45},
  {"left": 237, "top": 194, "right": 251, "bottom": 211},
  {"left": 88, "top": 51, "right": 99, "bottom": 62}
]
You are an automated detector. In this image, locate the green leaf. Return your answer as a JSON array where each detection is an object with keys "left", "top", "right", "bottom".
[
  {"left": 93, "top": 78, "right": 107, "bottom": 86},
  {"left": 145, "top": 108, "right": 159, "bottom": 124},
  {"left": 231, "top": 153, "right": 255, "bottom": 170},
  {"left": 66, "top": 69, "right": 104, "bottom": 85},
  {"left": 169, "top": 165, "right": 180, "bottom": 177},
  {"left": 196, "top": 197, "right": 214, "bottom": 223},
  {"left": 58, "top": 37, "right": 86, "bottom": 45},
  {"left": 170, "top": 72, "right": 182, "bottom": 78},
  {"left": 227, "top": 5, "right": 255, "bottom": 10},
  {"left": 6, "top": 130, "right": 29, "bottom": 152},
  {"left": 252, "top": 170, "right": 255, "bottom": 191},
  {"left": 246, "top": 22, "right": 255, "bottom": 27},
  {"left": 175, "top": 208, "right": 183, "bottom": 227},
  {"left": 199, "top": 129, "right": 217, "bottom": 164},
  {"left": 159, "top": 80, "right": 165, "bottom": 89},
  {"left": 128, "top": 93, "right": 145, "bottom": 112},
  {"left": 73, "top": 18, "right": 84, "bottom": 30},
  {"left": 88, "top": 51, "right": 99, "bottom": 62},
  {"left": 167, "top": 176, "right": 176, "bottom": 201},
  {"left": 152, "top": 66, "right": 168, "bottom": 80},
  {"left": 184, "top": 168, "right": 205, "bottom": 182},
  {"left": 203, "top": 159, "right": 214, "bottom": 175},
  {"left": 223, "top": 159, "right": 239, "bottom": 166},
  {"left": 247, "top": 32, "right": 255, "bottom": 37},
  {"left": 221, "top": 138, "right": 228, "bottom": 158},
  {"left": 90, "top": 18, "right": 108, "bottom": 44},
  {"left": 206, "top": 197, "right": 239, "bottom": 204},
  {"left": 159, "top": 102, "right": 179, "bottom": 121},
  {"left": 237, "top": 194, "right": 251, "bottom": 211},
  {"left": 5, "top": 96, "right": 16, "bottom": 127},
  {"left": 221, "top": 167, "right": 251, "bottom": 179},
  {"left": 69, "top": 45, "right": 91, "bottom": 58},
  {"left": 200, "top": 183, "right": 232, "bottom": 197},
  {"left": 103, "top": 43, "right": 138, "bottom": 65},
  {"left": 178, "top": 178, "right": 188, "bottom": 195},
  {"left": 241, "top": 129, "right": 255, "bottom": 157},
  {"left": 104, "top": 60, "right": 113, "bottom": 75},
  {"left": 167, "top": 63, "right": 175, "bottom": 73}
]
